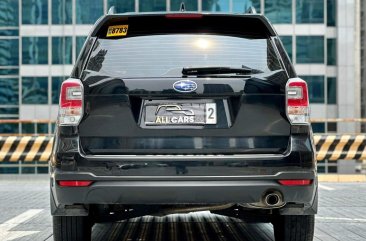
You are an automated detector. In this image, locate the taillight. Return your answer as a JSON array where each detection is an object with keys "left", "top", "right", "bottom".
[
  {"left": 286, "top": 78, "right": 309, "bottom": 124},
  {"left": 58, "top": 78, "right": 83, "bottom": 126},
  {"left": 278, "top": 179, "right": 313, "bottom": 186},
  {"left": 58, "top": 180, "right": 93, "bottom": 187}
]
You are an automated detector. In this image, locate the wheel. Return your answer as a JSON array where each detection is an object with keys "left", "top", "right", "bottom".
[
  {"left": 273, "top": 215, "right": 315, "bottom": 241},
  {"left": 53, "top": 216, "right": 92, "bottom": 241}
]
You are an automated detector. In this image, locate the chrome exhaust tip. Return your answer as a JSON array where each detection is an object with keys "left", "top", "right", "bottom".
[{"left": 264, "top": 192, "right": 282, "bottom": 206}]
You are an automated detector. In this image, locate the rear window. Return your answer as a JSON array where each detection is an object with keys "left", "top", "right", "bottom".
[{"left": 85, "top": 34, "right": 282, "bottom": 78}]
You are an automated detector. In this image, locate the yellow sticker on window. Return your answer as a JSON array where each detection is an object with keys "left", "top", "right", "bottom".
[{"left": 107, "top": 25, "right": 129, "bottom": 37}]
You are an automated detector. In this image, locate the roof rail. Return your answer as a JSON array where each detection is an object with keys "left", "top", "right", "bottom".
[
  {"left": 108, "top": 6, "right": 116, "bottom": 15},
  {"left": 246, "top": 6, "right": 257, "bottom": 14}
]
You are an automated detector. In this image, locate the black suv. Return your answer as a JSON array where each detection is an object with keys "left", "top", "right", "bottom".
[{"left": 50, "top": 11, "right": 317, "bottom": 241}]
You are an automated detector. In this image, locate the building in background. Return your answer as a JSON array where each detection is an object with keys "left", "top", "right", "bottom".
[{"left": 0, "top": 0, "right": 360, "bottom": 135}]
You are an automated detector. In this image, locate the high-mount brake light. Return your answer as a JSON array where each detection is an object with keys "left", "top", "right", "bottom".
[
  {"left": 286, "top": 78, "right": 309, "bottom": 124},
  {"left": 165, "top": 13, "right": 203, "bottom": 19},
  {"left": 58, "top": 78, "right": 83, "bottom": 126}
]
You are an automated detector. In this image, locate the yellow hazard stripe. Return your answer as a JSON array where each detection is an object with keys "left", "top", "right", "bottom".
[
  {"left": 0, "top": 136, "right": 17, "bottom": 161},
  {"left": 39, "top": 137, "right": 53, "bottom": 162},
  {"left": 345, "top": 135, "right": 365, "bottom": 160},
  {"left": 313, "top": 135, "right": 321, "bottom": 145},
  {"left": 317, "top": 135, "right": 336, "bottom": 160},
  {"left": 9, "top": 136, "right": 32, "bottom": 162},
  {"left": 329, "top": 135, "right": 351, "bottom": 161},
  {"left": 24, "top": 136, "right": 46, "bottom": 162}
]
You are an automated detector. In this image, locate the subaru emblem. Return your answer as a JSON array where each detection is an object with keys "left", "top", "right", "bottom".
[{"left": 173, "top": 80, "right": 197, "bottom": 93}]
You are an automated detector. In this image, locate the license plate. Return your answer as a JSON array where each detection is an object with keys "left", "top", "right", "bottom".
[{"left": 145, "top": 102, "right": 217, "bottom": 126}]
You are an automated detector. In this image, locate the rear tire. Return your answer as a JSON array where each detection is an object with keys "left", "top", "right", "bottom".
[
  {"left": 273, "top": 215, "right": 315, "bottom": 241},
  {"left": 53, "top": 216, "right": 91, "bottom": 241}
]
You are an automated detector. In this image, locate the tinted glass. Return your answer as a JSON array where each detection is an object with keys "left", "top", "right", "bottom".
[
  {"left": 0, "top": 123, "right": 19, "bottom": 134},
  {"left": 22, "top": 0, "right": 48, "bottom": 24},
  {"left": 22, "top": 77, "right": 48, "bottom": 104},
  {"left": 280, "top": 36, "right": 292, "bottom": 61},
  {"left": 0, "top": 29, "right": 19, "bottom": 36},
  {"left": 296, "top": 0, "right": 324, "bottom": 23},
  {"left": 52, "top": 76, "right": 66, "bottom": 104},
  {"left": 0, "top": 39, "right": 19, "bottom": 66},
  {"left": 202, "top": 0, "right": 229, "bottom": 12},
  {"left": 76, "top": 0, "right": 103, "bottom": 24},
  {"left": 52, "top": 0, "right": 72, "bottom": 24},
  {"left": 296, "top": 36, "right": 324, "bottom": 63},
  {"left": 265, "top": 0, "right": 292, "bottom": 24},
  {"left": 22, "top": 37, "right": 48, "bottom": 64},
  {"left": 302, "top": 75, "right": 324, "bottom": 103},
  {"left": 52, "top": 37, "right": 72, "bottom": 64},
  {"left": 171, "top": 0, "right": 197, "bottom": 11},
  {"left": 76, "top": 36, "right": 87, "bottom": 57},
  {"left": 140, "top": 0, "right": 166, "bottom": 12},
  {"left": 0, "top": 0, "right": 19, "bottom": 26},
  {"left": 0, "top": 78, "right": 18, "bottom": 105},
  {"left": 327, "top": 77, "right": 336, "bottom": 104},
  {"left": 327, "top": 122, "right": 337, "bottom": 132},
  {"left": 312, "top": 123, "right": 325, "bottom": 133},
  {"left": 0, "top": 68, "right": 19, "bottom": 75},
  {"left": 327, "top": 38, "right": 336, "bottom": 65},
  {"left": 108, "top": 0, "right": 135, "bottom": 12},
  {"left": 86, "top": 35, "right": 282, "bottom": 78},
  {"left": 327, "top": 0, "right": 336, "bottom": 26},
  {"left": 232, "top": 0, "right": 260, "bottom": 13}
]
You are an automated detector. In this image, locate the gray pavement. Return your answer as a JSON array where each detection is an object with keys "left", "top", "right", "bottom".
[{"left": 0, "top": 175, "right": 365, "bottom": 241}]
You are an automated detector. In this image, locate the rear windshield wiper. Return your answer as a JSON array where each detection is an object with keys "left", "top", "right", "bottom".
[{"left": 182, "top": 66, "right": 263, "bottom": 76}]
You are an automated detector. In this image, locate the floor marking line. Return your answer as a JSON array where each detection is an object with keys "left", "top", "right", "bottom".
[
  {"left": 318, "top": 184, "right": 335, "bottom": 191},
  {"left": 316, "top": 216, "right": 366, "bottom": 222},
  {"left": 0, "top": 209, "right": 43, "bottom": 241}
]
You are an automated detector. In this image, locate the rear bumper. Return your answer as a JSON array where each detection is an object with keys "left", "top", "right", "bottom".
[{"left": 50, "top": 170, "right": 318, "bottom": 215}]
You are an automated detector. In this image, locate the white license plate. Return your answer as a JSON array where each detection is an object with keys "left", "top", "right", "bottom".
[{"left": 144, "top": 102, "right": 217, "bottom": 125}]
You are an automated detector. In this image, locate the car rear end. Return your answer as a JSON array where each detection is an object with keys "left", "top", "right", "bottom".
[{"left": 50, "top": 12, "right": 317, "bottom": 241}]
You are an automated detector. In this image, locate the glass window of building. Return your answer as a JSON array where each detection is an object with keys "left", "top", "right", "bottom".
[
  {"left": 302, "top": 75, "right": 325, "bottom": 103},
  {"left": 265, "top": 0, "right": 292, "bottom": 24},
  {"left": 0, "top": 39, "right": 19, "bottom": 66},
  {"left": 140, "top": 0, "right": 166, "bottom": 12},
  {"left": 0, "top": 78, "right": 18, "bottom": 105},
  {"left": 0, "top": 68, "right": 19, "bottom": 76},
  {"left": 22, "top": 37, "right": 48, "bottom": 64},
  {"left": 22, "top": 0, "right": 48, "bottom": 24},
  {"left": 52, "top": 0, "right": 72, "bottom": 24},
  {"left": 52, "top": 37, "right": 72, "bottom": 64},
  {"left": 327, "top": 122, "right": 337, "bottom": 132},
  {"left": 296, "top": 0, "right": 324, "bottom": 23},
  {"left": 0, "top": 122, "right": 19, "bottom": 134},
  {"left": 76, "top": 0, "right": 103, "bottom": 24},
  {"left": 232, "top": 0, "right": 260, "bottom": 13},
  {"left": 327, "top": 0, "right": 336, "bottom": 26},
  {"left": 107, "top": 0, "right": 135, "bottom": 13},
  {"left": 202, "top": 0, "right": 230, "bottom": 12},
  {"left": 0, "top": 0, "right": 19, "bottom": 26},
  {"left": 171, "top": 0, "right": 198, "bottom": 11},
  {"left": 22, "top": 77, "right": 48, "bottom": 104},
  {"left": 327, "top": 77, "right": 336, "bottom": 104},
  {"left": 52, "top": 76, "right": 66, "bottom": 104},
  {"left": 312, "top": 123, "right": 325, "bottom": 133},
  {"left": 327, "top": 38, "right": 336, "bottom": 65},
  {"left": 76, "top": 36, "right": 87, "bottom": 57},
  {"left": 296, "top": 36, "right": 324, "bottom": 64},
  {"left": 280, "top": 36, "right": 292, "bottom": 61}
]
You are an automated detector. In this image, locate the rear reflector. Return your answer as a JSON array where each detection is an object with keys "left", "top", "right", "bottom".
[
  {"left": 286, "top": 78, "right": 309, "bottom": 124},
  {"left": 278, "top": 179, "right": 312, "bottom": 186},
  {"left": 165, "top": 13, "right": 203, "bottom": 19},
  {"left": 58, "top": 180, "right": 93, "bottom": 187},
  {"left": 58, "top": 78, "right": 83, "bottom": 126}
]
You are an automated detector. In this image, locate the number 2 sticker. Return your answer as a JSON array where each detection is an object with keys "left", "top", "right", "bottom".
[
  {"left": 107, "top": 25, "right": 129, "bottom": 37},
  {"left": 205, "top": 103, "right": 217, "bottom": 124}
]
